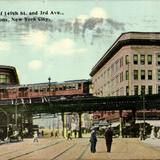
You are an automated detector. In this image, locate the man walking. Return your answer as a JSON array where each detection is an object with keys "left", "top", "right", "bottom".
[
  {"left": 105, "top": 127, "right": 113, "bottom": 152},
  {"left": 90, "top": 129, "right": 97, "bottom": 153}
]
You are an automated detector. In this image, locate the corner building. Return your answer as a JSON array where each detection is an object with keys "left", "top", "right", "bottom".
[{"left": 90, "top": 32, "right": 160, "bottom": 121}]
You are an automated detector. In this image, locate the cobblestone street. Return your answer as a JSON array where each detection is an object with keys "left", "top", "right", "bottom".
[{"left": 0, "top": 137, "right": 160, "bottom": 160}]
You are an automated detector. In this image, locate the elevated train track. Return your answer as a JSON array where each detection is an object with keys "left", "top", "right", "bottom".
[{"left": 0, "top": 94, "right": 160, "bottom": 114}]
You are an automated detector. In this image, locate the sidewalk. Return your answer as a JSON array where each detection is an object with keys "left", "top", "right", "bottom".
[{"left": 142, "top": 137, "right": 160, "bottom": 147}]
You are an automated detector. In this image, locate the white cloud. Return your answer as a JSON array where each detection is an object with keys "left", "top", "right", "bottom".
[
  {"left": 28, "top": 60, "right": 43, "bottom": 71},
  {"left": 0, "top": 41, "right": 11, "bottom": 52},
  {"left": 22, "top": 31, "right": 48, "bottom": 47},
  {"left": 46, "top": 38, "right": 87, "bottom": 56},
  {"left": 90, "top": 7, "right": 107, "bottom": 18},
  {"left": 77, "top": 15, "right": 88, "bottom": 24}
]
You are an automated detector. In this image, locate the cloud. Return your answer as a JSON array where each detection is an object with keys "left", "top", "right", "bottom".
[
  {"left": 106, "top": 18, "right": 125, "bottom": 30},
  {"left": 46, "top": 38, "right": 87, "bottom": 56},
  {"left": 0, "top": 41, "right": 11, "bottom": 52},
  {"left": 21, "top": 30, "right": 48, "bottom": 47},
  {"left": 90, "top": 7, "right": 107, "bottom": 19},
  {"left": 77, "top": 15, "right": 88, "bottom": 24},
  {"left": 28, "top": 60, "right": 43, "bottom": 71}
]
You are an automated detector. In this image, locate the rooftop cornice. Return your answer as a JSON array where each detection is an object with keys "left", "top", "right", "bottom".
[{"left": 90, "top": 32, "right": 160, "bottom": 77}]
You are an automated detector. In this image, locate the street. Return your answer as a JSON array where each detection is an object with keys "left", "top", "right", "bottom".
[{"left": 0, "top": 137, "right": 160, "bottom": 160}]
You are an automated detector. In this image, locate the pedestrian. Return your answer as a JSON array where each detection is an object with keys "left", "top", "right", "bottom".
[
  {"left": 55, "top": 130, "right": 58, "bottom": 138},
  {"left": 104, "top": 126, "right": 113, "bottom": 152},
  {"left": 51, "top": 131, "right": 53, "bottom": 137},
  {"left": 139, "top": 128, "right": 144, "bottom": 140},
  {"left": 33, "top": 131, "right": 38, "bottom": 142},
  {"left": 74, "top": 130, "right": 77, "bottom": 138},
  {"left": 89, "top": 129, "right": 97, "bottom": 153},
  {"left": 67, "top": 130, "right": 72, "bottom": 140},
  {"left": 41, "top": 130, "right": 44, "bottom": 137},
  {"left": 157, "top": 129, "right": 160, "bottom": 139}
]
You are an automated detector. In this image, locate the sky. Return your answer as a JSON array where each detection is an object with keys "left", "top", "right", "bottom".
[{"left": 0, "top": 0, "right": 160, "bottom": 84}]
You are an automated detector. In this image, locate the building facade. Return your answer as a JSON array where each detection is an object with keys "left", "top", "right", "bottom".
[
  {"left": 90, "top": 32, "right": 160, "bottom": 121},
  {"left": 0, "top": 65, "right": 19, "bottom": 85}
]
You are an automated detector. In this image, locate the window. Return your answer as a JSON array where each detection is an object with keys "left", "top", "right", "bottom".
[
  {"left": 157, "top": 69, "right": 160, "bottom": 80},
  {"left": 126, "top": 86, "right": 129, "bottom": 96},
  {"left": 147, "top": 55, "right": 152, "bottom": 65},
  {"left": 157, "top": 55, "right": 160, "bottom": 65},
  {"left": 134, "top": 85, "right": 138, "bottom": 95},
  {"left": 126, "top": 70, "right": 129, "bottom": 80},
  {"left": 158, "top": 86, "right": 160, "bottom": 94},
  {"left": 115, "top": 60, "right": 119, "bottom": 72},
  {"left": 134, "top": 70, "right": 138, "bottom": 80},
  {"left": 125, "top": 55, "right": 129, "bottom": 64},
  {"left": 120, "top": 72, "right": 123, "bottom": 82},
  {"left": 120, "top": 57, "right": 123, "bottom": 67},
  {"left": 148, "top": 86, "right": 152, "bottom": 95},
  {"left": 141, "top": 70, "right": 145, "bottom": 80},
  {"left": 111, "top": 64, "right": 114, "bottom": 73},
  {"left": 148, "top": 70, "right": 152, "bottom": 80},
  {"left": 141, "top": 85, "right": 145, "bottom": 94},
  {"left": 0, "top": 74, "right": 9, "bottom": 84},
  {"left": 140, "top": 55, "right": 145, "bottom": 65},
  {"left": 78, "top": 83, "right": 81, "bottom": 89},
  {"left": 133, "top": 55, "right": 138, "bottom": 64}
]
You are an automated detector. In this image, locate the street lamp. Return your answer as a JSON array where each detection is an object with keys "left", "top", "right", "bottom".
[{"left": 48, "top": 77, "right": 51, "bottom": 98}]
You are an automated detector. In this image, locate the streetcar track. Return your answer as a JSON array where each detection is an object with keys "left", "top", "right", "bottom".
[
  {"left": 76, "top": 143, "right": 90, "bottom": 160},
  {"left": 50, "top": 142, "right": 77, "bottom": 160},
  {"left": 0, "top": 150, "right": 18, "bottom": 157},
  {"left": 8, "top": 140, "right": 64, "bottom": 160},
  {"left": 0, "top": 141, "right": 32, "bottom": 157}
]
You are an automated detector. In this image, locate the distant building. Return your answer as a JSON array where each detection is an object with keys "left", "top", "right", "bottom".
[
  {"left": 0, "top": 65, "right": 19, "bottom": 85},
  {"left": 90, "top": 32, "right": 160, "bottom": 121},
  {"left": 0, "top": 65, "right": 19, "bottom": 139}
]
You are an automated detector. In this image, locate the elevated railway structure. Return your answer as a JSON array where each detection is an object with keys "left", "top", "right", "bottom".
[
  {"left": 0, "top": 93, "right": 160, "bottom": 138},
  {"left": 0, "top": 94, "right": 160, "bottom": 113}
]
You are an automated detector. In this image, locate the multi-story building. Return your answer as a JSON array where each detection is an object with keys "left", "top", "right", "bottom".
[{"left": 90, "top": 32, "right": 160, "bottom": 121}]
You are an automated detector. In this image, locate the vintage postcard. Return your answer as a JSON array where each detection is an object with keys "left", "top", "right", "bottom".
[{"left": 0, "top": 0, "right": 160, "bottom": 159}]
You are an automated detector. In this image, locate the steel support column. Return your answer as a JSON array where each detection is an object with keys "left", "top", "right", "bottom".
[
  {"left": 78, "top": 112, "right": 82, "bottom": 138},
  {"left": 119, "top": 110, "right": 123, "bottom": 138}
]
